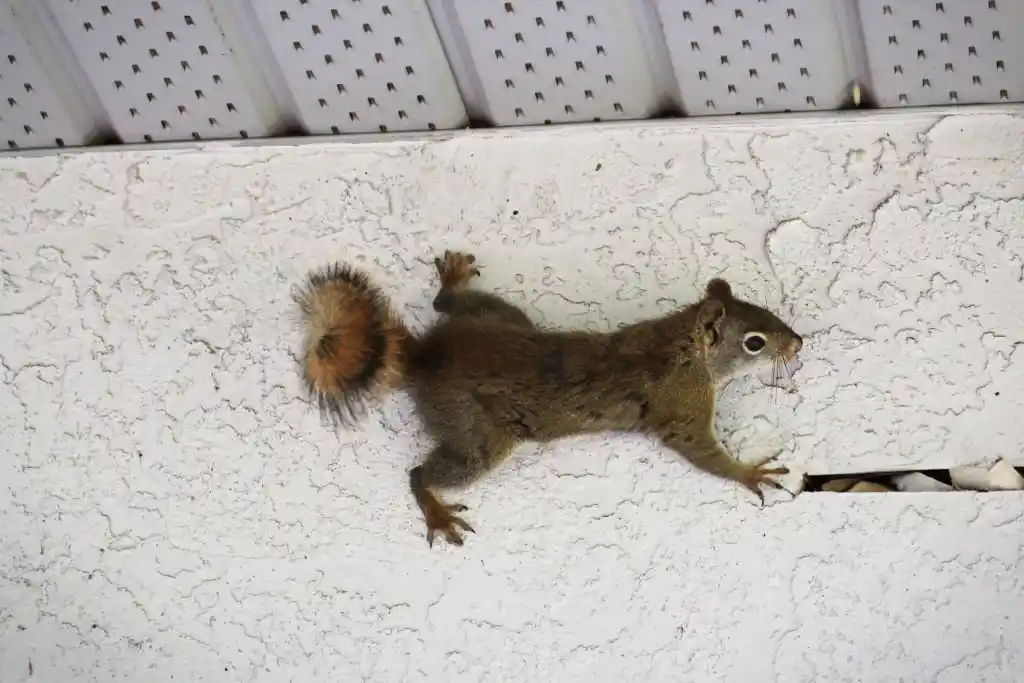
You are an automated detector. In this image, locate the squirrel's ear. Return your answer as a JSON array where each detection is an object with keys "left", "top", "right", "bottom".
[
  {"left": 696, "top": 298, "right": 726, "bottom": 329},
  {"left": 706, "top": 278, "right": 732, "bottom": 300}
]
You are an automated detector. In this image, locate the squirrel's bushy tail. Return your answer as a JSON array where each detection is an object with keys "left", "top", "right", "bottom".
[{"left": 294, "top": 262, "right": 413, "bottom": 426}]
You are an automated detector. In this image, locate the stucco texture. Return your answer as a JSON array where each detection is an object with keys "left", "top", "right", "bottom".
[{"left": 1, "top": 110, "right": 1023, "bottom": 682}]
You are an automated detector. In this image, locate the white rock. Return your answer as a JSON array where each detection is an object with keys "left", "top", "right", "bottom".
[
  {"left": 893, "top": 472, "right": 954, "bottom": 492},
  {"left": 987, "top": 459, "right": 1024, "bottom": 491},
  {"left": 949, "top": 467, "right": 994, "bottom": 491}
]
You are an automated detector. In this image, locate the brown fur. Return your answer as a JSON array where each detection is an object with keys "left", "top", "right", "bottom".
[
  {"left": 294, "top": 262, "right": 412, "bottom": 425},
  {"left": 298, "top": 251, "right": 803, "bottom": 547}
]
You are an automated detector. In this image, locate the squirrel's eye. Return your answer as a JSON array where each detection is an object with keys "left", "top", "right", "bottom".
[{"left": 743, "top": 332, "right": 767, "bottom": 355}]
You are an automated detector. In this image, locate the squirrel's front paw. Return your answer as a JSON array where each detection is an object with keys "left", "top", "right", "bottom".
[
  {"left": 422, "top": 501, "right": 476, "bottom": 548},
  {"left": 435, "top": 250, "right": 480, "bottom": 290},
  {"left": 736, "top": 455, "right": 789, "bottom": 504}
]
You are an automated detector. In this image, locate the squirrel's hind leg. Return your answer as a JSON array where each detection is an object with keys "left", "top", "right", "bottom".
[
  {"left": 432, "top": 250, "right": 533, "bottom": 327},
  {"left": 409, "top": 435, "right": 516, "bottom": 547}
]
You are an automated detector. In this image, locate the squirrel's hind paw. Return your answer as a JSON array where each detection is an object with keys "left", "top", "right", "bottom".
[
  {"left": 435, "top": 250, "right": 480, "bottom": 290},
  {"left": 423, "top": 502, "right": 476, "bottom": 548}
]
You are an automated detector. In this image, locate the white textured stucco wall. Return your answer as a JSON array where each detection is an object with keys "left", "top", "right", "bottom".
[{"left": 1, "top": 109, "right": 1023, "bottom": 682}]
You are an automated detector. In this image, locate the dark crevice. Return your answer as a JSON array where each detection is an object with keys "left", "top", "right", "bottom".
[{"left": 804, "top": 466, "right": 1023, "bottom": 493}]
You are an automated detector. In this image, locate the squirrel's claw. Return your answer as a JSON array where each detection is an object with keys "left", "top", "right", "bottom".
[
  {"left": 739, "top": 458, "right": 790, "bottom": 505},
  {"left": 436, "top": 250, "right": 481, "bottom": 289},
  {"left": 423, "top": 503, "right": 475, "bottom": 548}
]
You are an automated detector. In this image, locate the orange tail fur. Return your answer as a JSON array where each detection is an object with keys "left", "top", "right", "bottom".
[{"left": 294, "top": 262, "right": 413, "bottom": 425}]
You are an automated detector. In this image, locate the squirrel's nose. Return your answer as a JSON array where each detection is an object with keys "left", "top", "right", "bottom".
[{"left": 786, "top": 335, "right": 803, "bottom": 360}]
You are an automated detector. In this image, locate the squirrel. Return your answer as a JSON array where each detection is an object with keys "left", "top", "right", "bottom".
[{"left": 296, "top": 250, "right": 803, "bottom": 547}]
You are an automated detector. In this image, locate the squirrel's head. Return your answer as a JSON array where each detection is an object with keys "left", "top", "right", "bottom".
[{"left": 694, "top": 278, "right": 802, "bottom": 382}]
